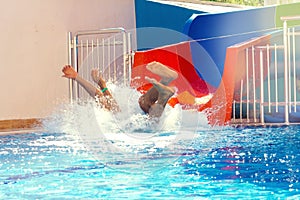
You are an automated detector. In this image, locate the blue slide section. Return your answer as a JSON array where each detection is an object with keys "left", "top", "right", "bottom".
[
  {"left": 183, "top": 6, "right": 277, "bottom": 88},
  {"left": 134, "top": 1, "right": 277, "bottom": 87},
  {"left": 134, "top": 0, "right": 206, "bottom": 49}
]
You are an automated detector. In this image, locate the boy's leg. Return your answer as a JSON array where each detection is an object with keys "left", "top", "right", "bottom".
[
  {"left": 62, "top": 65, "right": 100, "bottom": 98},
  {"left": 138, "top": 87, "right": 159, "bottom": 113},
  {"left": 62, "top": 65, "right": 119, "bottom": 112},
  {"left": 138, "top": 62, "right": 178, "bottom": 113},
  {"left": 146, "top": 77, "right": 175, "bottom": 118},
  {"left": 91, "top": 68, "right": 120, "bottom": 112}
]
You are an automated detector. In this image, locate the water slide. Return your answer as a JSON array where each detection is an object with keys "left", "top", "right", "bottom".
[
  {"left": 131, "top": 34, "right": 272, "bottom": 125},
  {"left": 133, "top": 1, "right": 300, "bottom": 125}
]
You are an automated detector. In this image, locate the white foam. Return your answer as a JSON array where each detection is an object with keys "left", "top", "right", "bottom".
[{"left": 42, "top": 84, "right": 213, "bottom": 161}]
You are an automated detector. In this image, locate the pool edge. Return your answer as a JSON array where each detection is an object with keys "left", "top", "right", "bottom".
[{"left": 0, "top": 118, "right": 42, "bottom": 135}]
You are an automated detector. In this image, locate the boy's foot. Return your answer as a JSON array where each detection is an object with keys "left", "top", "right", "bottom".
[
  {"left": 62, "top": 65, "right": 78, "bottom": 79},
  {"left": 91, "top": 68, "right": 107, "bottom": 89},
  {"left": 146, "top": 61, "right": 178, "bottom": 85},
  {"left": 146, "top": 77, "right": 175, "bottom": 105}
]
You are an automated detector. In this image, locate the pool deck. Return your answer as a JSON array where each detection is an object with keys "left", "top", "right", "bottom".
[{"left": 0, "top": 119, "right": 42, "bottom": 135}]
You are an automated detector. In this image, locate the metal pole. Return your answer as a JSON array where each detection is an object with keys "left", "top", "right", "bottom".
[
  {"left": 80, "top": 40, "right": 84, "bottom": 98},
  {"left": 108, "top": 38, "right": 111, "bottom": 81},
  {"left": 91, "top": 39, "right": 94, "bottom": 71},
  {"left": 274, "top": 44, "right": 278, "bottom": 112},
  {"left": 128, "top": 32, "right": 132, "bottom": 85},
  {"left": 123, "top": 32, "right": 128, "bottom": 86},
  {"left": 74, "top": 27, "right": 126, "bottom": 37},
  {"left": 246, "top": 48, "right": 250, "bottom": 122},
  {"left": 102, "top": 38, "right": 105, "bottom": 74},
  {"left": 259, "top": 49, "right": 265, "bottom": 124},
  {"left": 86, "top": 39, "right": 89, "bottom": 90},
  {"left": 233, "top": 100, "right": 236, "bottom": 122},
  {"left": 267, "top": 45, "right": 271, "bottom": 112},
  {"left": 288, "top": 28, "right": 291, "bottom": 113},
  {"left": 113, "top": 37, "right": 117, "bottom": 82},
  {"left": 97, "top": 39, "right": 100, "bottom": 70},
  {"left": 68, "top": 32, "right": 73, "bottom": 103},
  {"left": 240, "top": 79, "right": 243, "bottom": 121},
  {"left": 292, "top": 27, "right": 297, "bottom": 112},
  {"left": 73, "top": 35, "right": 79, "bottom": 100},
  {"left": 283, "top": 20, "right": 289, "bottom": 124},
  {"left": 252, "top": 46, "right": 257, "bottom": 122}
]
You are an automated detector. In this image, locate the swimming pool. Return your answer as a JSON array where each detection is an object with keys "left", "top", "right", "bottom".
[
  {"left": 0, "top": 99, "right": 299, "bottom": 199},
  {"left": 1, "top": 124, "right": 299, "bottom": 199}
]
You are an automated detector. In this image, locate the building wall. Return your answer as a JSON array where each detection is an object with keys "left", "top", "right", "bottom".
[{"left": 0, "top": 0, "right": 135, "bottom": 120}]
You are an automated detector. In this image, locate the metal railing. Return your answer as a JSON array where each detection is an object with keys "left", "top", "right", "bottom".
[
  {"left": 232, "top": 16, "right": 300, "bottom": 126},
  {"left": 67, "top": 20, "right": 300, "bottom": 126},
  {"left": 68, "top": 28, "right": 133, "bottom": 100}
]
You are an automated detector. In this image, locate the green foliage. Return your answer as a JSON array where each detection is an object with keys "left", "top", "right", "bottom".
[{"left": 207, "top": 0, "right": 264, "bottom": 6}]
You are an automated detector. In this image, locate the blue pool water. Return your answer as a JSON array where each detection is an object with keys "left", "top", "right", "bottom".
[
  {"left": 1, "top": 125, "right": 300, "bottom": 199},
  {"left": 1, "top": 98, "right": 300, "bottom": 199}
]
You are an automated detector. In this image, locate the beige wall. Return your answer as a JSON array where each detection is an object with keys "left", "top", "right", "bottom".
[{"left": 0, "top": 0, "right": 135, "bottom": 120}]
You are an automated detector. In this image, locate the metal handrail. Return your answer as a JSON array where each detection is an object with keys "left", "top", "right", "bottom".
[
  {"left": 281, "top": 15, "right": 300, "bottom": 124},
  {"left": 232, "top": 16, "right": 300, "bottom": 126},
  {"left": 68, "top": 28, "right": 132, "bottom": 101}
]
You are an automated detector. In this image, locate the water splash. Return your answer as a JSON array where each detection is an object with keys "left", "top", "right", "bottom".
[
  {"left": 44, "top": 82, "right": 211, "bottom": 133},
  {"left": 42, "top": 84, "right": 212, "bottom": 171}
]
